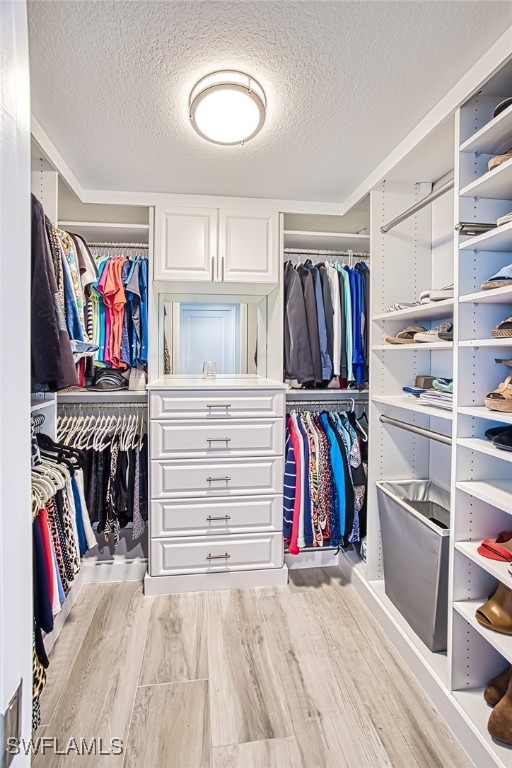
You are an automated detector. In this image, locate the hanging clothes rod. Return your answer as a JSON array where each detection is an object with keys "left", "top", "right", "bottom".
[
  {"left": 88, "top": 242, "right": 149, "bottom": 249},
  {"left": 58, "top": 402, "right": 147, "bottom": 410},
  {"left": 287, "top": 399, "right": 368, "bottom": 410},
  {"left": 284, "top": 248, "right": 369, "bottom": 258},
  {"left": 379, "top": 414, "right": 451, "bottom": 445},
  {"left": 380, "top": 177, "right": 454, "bottom": 234}
]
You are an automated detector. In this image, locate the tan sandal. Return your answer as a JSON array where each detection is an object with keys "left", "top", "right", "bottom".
[
  {"left": 485, "top": 375, "right": 512, "bottom": 412},
  {"left": 492, "top": 316, "right": 512, "bottom": 338},
  {"left": 385, "top": 325, "right": 426, "bottom": 345},
  {"left": 488, "top": 152, "right": 512, "bottom": 172}
]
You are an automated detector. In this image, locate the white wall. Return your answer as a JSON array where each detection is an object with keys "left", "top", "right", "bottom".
[{"left": 0, "top": 1, "right": 32, "bottom": 763}]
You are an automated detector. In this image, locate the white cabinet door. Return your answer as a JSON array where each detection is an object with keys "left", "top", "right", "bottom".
[
  {"left": 154, "top": 206, "right": 217, "bottom": 281},
  {"left": 219, "top": 210, "right": 278, "bottom": 283}
]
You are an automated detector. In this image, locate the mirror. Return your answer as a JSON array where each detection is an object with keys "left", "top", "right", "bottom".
[{"left": 159, "top": 294, "right": 267, "bottom": 377}]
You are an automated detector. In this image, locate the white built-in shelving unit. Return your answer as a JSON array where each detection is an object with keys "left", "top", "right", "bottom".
[{"left": 336, "top": 57, "right": 512, "bottom": 768}]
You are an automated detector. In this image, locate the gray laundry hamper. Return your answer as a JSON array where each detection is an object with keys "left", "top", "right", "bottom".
[{"left": 376, "top": 480, "right": 450, "bottom": 652}]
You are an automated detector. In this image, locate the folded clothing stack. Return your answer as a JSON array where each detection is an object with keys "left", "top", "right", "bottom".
[{"left": 403, "top": 377, "right": 453, "bottom": 411}]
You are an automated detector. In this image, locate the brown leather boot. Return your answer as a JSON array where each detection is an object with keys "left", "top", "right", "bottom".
[
  {"left": 488, "top": 671, "right": 512, "bottom": 743},
  {"left": 485, "top": 665, "right": 512, "bottom": 707}
]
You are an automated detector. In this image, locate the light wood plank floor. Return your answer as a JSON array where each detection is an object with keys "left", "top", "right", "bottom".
[{"left": 36, "top": 568, "right": 473, "bottom": 768}]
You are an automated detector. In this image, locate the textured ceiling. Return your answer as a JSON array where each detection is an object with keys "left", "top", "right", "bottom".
[{"left": 28, "top": 1, "right": 511, "bottom": 203}]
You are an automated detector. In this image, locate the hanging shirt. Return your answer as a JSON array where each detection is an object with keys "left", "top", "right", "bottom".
[
  {"left": 327, "top": 265, "right": 341, "bottom": 377},
  {"left": 283, "top": 421, "right": 297, "bottom": 541},
  {"left": 310, "top": 266, "right": 332, "bottom": 380},
  {"left": 339, "top": 266, "right": 353, "bottom": 382},
  {"left": 139, "top": 257, "right": 149, "bottom": 366}
]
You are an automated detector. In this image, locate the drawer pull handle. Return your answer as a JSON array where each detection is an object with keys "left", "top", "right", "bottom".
[
  {"left": 207, "top": 476, "right": 231, "bottom": 483},
  {"left": 206, "top": 553, "right": 231, "bottom": 560},
  {"left": 206, "top": 403, "right": 232, "bottom": 409},
  {"left": 207, "top": 437, "right": 231, "bottom": 445},
  {"left": 206, "top": 515, "right": 232, "bottom": 522}
]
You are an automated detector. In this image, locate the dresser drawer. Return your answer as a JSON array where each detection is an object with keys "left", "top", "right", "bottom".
[
  {"left": 150, "top": 390, "right": 285, "bottom": 420},
  {"left": 151, "top": 457, "right": 283, "bottom": 499},
  {"left": 150, "top": 418, "right": 284, "bottom": 459},
  {"left": 150, "top": 533, "right": 283, "bottom": 576},
  {"left": 151, "top": 495, "right": 282, "bottom": 537}
]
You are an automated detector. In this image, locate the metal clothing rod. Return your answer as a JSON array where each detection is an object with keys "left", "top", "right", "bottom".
[
  {"left": 455, "top": 222, "right": 496, "bottom": 236},
  {"left": 287, "top": 399, "right": 368, "bottom": 410},
  {"left": 379, "top": 414, "right": 452, "bottom": 445},
  {"left": 284, "top": 248, "right": 369, "bottom": 258},
  {"left": 380, "top": 178, "right": 454, "bottom": 234},
  {"left": 88, "top": 242, "right": 149, "bottom": 249},
  {"left": 58, "top": 402, "right": 147, "bottom": 409}
]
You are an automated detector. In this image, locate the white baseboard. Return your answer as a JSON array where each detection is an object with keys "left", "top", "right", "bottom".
[{"left": 144, "top": 564, "right": 289, "bottom": 595}]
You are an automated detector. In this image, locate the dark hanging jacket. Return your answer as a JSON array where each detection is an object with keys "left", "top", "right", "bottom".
[
  {"left": 31, "top": 194, "right": 77, "bottom": 391},
  {"left": 283, "top": 262, "right": 314, "bottom": 383}
]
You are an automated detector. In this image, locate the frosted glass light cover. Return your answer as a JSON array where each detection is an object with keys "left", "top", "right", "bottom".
[{"left": 190, "top": 71, "right": 266, "bottom": 145}]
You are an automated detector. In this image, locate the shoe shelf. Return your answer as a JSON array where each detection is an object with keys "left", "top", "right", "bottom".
[
  {"left": 372, "top": 299, "right": 454, "bottom": 322},
  {"left": 458, "top": 437, "right": 512, "bottom": 463},
  {"left": 453, "top": 689, "right": 512, "bottom": 768},
  {"left": 460, "top": 221, "right": 512, "bottom": 253},
  {"left": 455, "top": 540, "right": 512, "bottom": 587},
  {"left": 460, "top": 286, "right": 512, "bottom": 304},
  {"left": 456, "top": 480, "right": 512, "bottom": 516},
  {"left": 454, "top": 600, "right": 512, "bottom": 667},
  {"left": 372, "top": 394, "right": 453, "bottom": 420},
  {"left": 372, "top": 342, "right": 453, "bottom": 351},
  {"left": 460, "top": 156, "right": 512, "bottom": 200},
  {"left": 458, "top": 406, "right": 512, "bottom": 425},
  {"left": 459, "top": 338, "right": 512, "bottom": 348},
  {"left": 460, "top": 101, "right": 512, "bottom": 156}
]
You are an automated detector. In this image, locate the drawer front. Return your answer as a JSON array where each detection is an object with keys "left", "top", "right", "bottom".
[
  {"left": 151, "top": 457, "right": 283, "bottom": 499},
  {"left": 150, "top": 533, "right": 283, "bottom": 576},
  {"left": 150, "top": 390, "right": 285, "bottom": 420},
  {"left": 151, "top": 495, "right": 282, "bottom": 537},
  {"left": 150, "top": 419, "right": 284, "bottom": 459}
]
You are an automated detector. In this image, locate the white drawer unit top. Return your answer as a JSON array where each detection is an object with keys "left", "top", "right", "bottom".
[
  {"left": 150, "top": 418, "right": 284, "bottom": 459},
  {"left": 151, "top": 495, "right": 282, "bottom": 538},
  {"left": 150, "top": 389, "right": 285, "bottom": 421},
  {"left": 150, "top": 456, "right": 283, "bottom": 499},
  {"left": 150, "top": 532, "right": 284, "bottom": 576}
]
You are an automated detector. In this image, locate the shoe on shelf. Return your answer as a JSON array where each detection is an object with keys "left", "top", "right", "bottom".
[
  {"left": 485, "top": 665, "right": 512, "bottom": 708},
  {"left": 492, "top": 316, "right": 512, "bottom": 338},
  {"left": 476, "top": 583, "right": 512, "bottom": 635},
  {"left": 419, "top": 285, "right": 454, "bottom": 304},
  {"left": 478, "top": 532, "right": 512, "bottom": 562},
  {"left": 485, "top": 376, "right": 512, "bottom": 413},
  {"left": 481, "top": 265, "right": 512, "bottom": 290},
  {"left": 497, "top": 211, "right": 512, "bottom": 227},
  {"left": 488, "top": 151, "right": 512, "bottom": 172},
  {"left": 413, "top": 322, "right": 453, "bottom": 343},
  {"left": 385, "top": 325, "right": 426, "bottom": 344},
  {"left": 488, "top": 671, "right": 512, "bottom": 744},
  {"left": 493, "top": 97, "right": 512, "bottom": 119}
]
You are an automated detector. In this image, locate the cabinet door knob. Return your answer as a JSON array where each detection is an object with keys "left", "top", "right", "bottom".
[
  {"left": 206, "top": 553, "right": 231, "bottom": 560},
  {"left": 206, "top": 515, "right": 232, "bottom": 522}
]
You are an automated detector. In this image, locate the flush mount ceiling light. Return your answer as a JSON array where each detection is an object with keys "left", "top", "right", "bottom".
[{"left": 189, "top": 70, "right": 266, "bottom": 146}]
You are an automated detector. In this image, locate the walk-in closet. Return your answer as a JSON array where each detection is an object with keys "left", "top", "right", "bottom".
[{"left": 3, "top": 2, "right": 512, "bottom": 767}]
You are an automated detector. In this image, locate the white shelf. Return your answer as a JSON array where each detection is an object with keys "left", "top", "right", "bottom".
[
  {"left": 286, "top": 388, "right": 368, "bottom": 400},
  {"left": 372, "top": 394, "right": 453, "bottom": 420},
  {"left": 31, "top": 397, "right": 56, "bottom": 411},
  {"left": 57, "top": 390, "right": 148, "bottom": 404},
  {"left": 458, "top": 437, "right": 512, "bottom": 463},
  {"left": 460, "top": 221, "right": 512, "bottom": 253},
  {"left": 369, "top": 579, "right": 448, "bottom": 686},
  {"left": 373, "top": 299, "right": 454, "bottom": 322},
  {"left": 373, "top": 342, "right": 452, "bottom": 351},
  {"left": 460, "top": 338, "right": 512, "bottom": 348},
  {"left": 454, "top": 600, "right": 512, "bottom": 666},
  {"left": 458, "top": 406, "right": 512, "bottom": 424},
  {"left": 282, "top": 230, "right": 370, "bottom": 253},
  {"left": 460, "top": 102, "right": 512, "bottom": 155},
  {"left": 57, "top": 221, "right": 150, "bottom": 244},
  {"left": 460, "top": 286, "right": 512, "bottom": 304},
  {"left": 453, "top": 689, "right": 512, "bottom": 768},
  {"left": 456, "top": 480, "right": 512, "bottom": 515},
  {"left": 460, "top": 156, "right": 512, "bottom": 201},
  {"left": 455, "top": 540, "right": 512, "bottom": 586}
]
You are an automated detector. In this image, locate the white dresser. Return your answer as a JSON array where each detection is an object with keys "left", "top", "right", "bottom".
[{"left": 144, "top": 377, "right": 288, "bottom": 595}]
